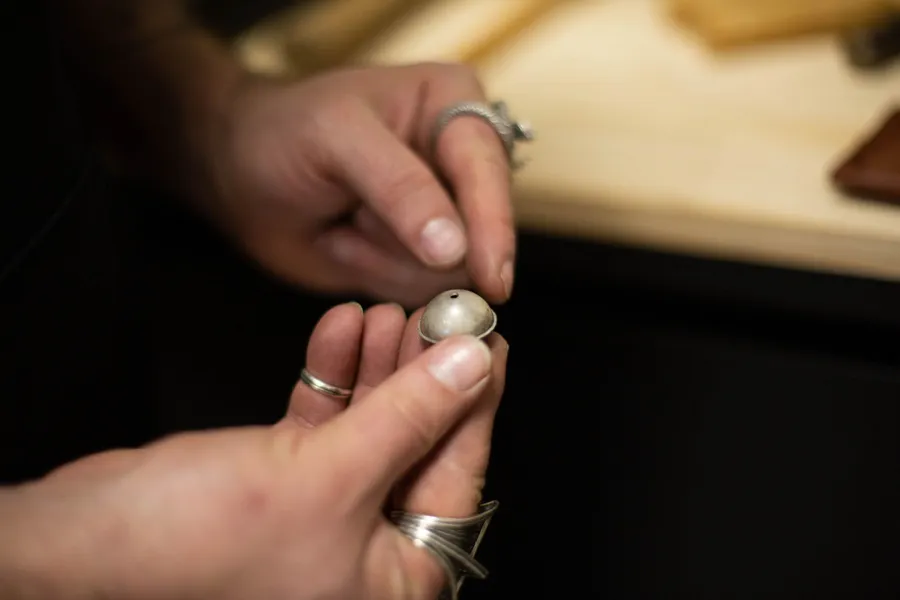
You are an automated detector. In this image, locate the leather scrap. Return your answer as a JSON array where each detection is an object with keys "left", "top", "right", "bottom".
[{"left": 832, "top": 108, "right": 900, "bottom": 205}]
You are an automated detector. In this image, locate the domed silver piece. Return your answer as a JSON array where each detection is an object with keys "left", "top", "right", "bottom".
[{"left": 418, "top": 289, "right": 497, "bottom": 345}]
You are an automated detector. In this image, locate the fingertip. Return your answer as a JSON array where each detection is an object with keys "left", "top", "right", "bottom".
[
  {"left": 304, "top": 302, "right": 366, "bottom": 386},
  {"left": 353, "top": 303, "right": 409, "bottom": 400},
  {"left": 500, "top": 259, "right": 515, "bottom": 300},
  {"left": 361, "top": 303, "right": 407, "bottom": 349},
  {"left": 365, "top": 301, "right": 407, "bottom": 322},
  {"left": 398, "top": 307, "right": 428, "bottom": 366},
  {"left": 420, "top": 217, "right": 467, "bottom": 268},
  {"left": 467, "top": 259, "right": 510, "bottom": 305},
  {"left": 425, "top": 335, "right": 492, "bottom": 393},
  {"left": 486, "top": 333, "right": 509, "bottom": 385},
  {"left": 487, "top": 332, "right": 509, "bottom": 355}
]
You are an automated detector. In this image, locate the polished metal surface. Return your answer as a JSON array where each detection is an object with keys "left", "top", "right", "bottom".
[
  {"left": 390, "top": 501, "right": 499, "bottom": 600},
  {"left": 418, "top": 289, "right": 497, "bottom": 344},
  {"left": 430, "top": 100, "right": 534, "bottom": 170},
  {"left": 299, "top": 368, "right": 353, "bottom": 399}
]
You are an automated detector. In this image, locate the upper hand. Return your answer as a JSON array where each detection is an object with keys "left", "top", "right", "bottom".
[{"left": 200, "top": 63, "right": 516, "bottom": 307}]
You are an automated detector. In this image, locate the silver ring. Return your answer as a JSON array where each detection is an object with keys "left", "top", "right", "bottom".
[
  {"left": 299, "top": 368, "right": 352, "bottom": 399},
  {"left": 390, "top": 500, "right": 499, "bottom": 600},
  {"left": 431, "top": 101, "right": 534, "bottom": 170}
]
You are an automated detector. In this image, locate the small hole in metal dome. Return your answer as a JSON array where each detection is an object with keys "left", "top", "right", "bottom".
[{"left": 450, "top": 292, "right": 459, "bottom": 299}]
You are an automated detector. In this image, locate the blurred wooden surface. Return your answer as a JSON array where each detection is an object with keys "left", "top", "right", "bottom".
[
  {"left": 667, "top": 0, "right": 894, "bottom": 49},
  {"left": 238, "top": 0, "right": 900, "bottom": 281},
  {"left": 235, "top": 0, "right": 559, "bottom": 75}
]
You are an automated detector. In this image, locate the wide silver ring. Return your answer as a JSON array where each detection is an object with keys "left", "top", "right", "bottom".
[
  {"left": 299, "top": 368, "right": 352, "bottom": 399},
  {"left": 430, "top": 101, "right": 534, "bottom": 170},
  {"left": 390, "top": 500, "right": 499, "bottom": 600}
]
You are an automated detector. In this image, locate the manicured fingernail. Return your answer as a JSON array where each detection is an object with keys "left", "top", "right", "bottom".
[
  {"left": 420, "top": 218, "right": 466, "bottom": 266},
  {"left": 427, "top": 336, "right": 492, "bottom": 392},
  {"left": 500, "top": 260, "right": 515, "bottom": 299}
]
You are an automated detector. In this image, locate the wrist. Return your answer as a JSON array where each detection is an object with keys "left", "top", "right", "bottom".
[
  {"left": 73, "top": 22, "right": 247, "bottom": 203},
  {"left": 0, "top": 483, "right": 105, "bottom": 600},
  {"left": 0, "top": 486, "right": 61, "bottom": 599},
  {"left": 128, "top": 28, "right": 248, "bottom": 206}
]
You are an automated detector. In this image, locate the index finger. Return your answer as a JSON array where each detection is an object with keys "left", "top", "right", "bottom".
[{"left": 422, "top": 66, "right": 517, "bottom": 304}]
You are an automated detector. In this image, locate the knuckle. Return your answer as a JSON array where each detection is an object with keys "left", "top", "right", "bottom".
[
  {"left": 419, "top": 62, "right": 485, "bottom": 95},
  {"left": 376, "top": 168, "right": 435, "bottom": 215},
  {"left": 309, "top": 94, "right": 366, "bottom": 137},
  {"left": 388, "top": 393, "right": 440, "bottom": 459}
]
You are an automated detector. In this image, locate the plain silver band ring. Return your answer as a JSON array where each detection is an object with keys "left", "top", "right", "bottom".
[
  {"left": 300, "top": 368, "right": 352, "bottom": 399},
  {"left": 430, "top": 101, "right": 518, "bottom": 162}
]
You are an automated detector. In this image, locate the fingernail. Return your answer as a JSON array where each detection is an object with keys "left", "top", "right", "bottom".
[
  {"left": 420, "top": 218, "right": 466, "bottom": 266},
  {"left": 500, "top": 260, "right": 515, "bottom": 299},
  {"left": 428, "top": 336, "right": 492, "bottom": 392},
  {"left": 348, "top": 302, "right": 364, "bottom": 313}
]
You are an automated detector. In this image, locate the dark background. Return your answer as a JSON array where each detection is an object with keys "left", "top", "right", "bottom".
[{"left": 2, "top": 2, "right": 899, "bottom": 597}]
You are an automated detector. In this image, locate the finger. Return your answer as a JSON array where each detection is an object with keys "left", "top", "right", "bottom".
[
  {"left": 317, "top": 228, "right": 470, "bottom": 309},
  {"left": 395, "top": 334, "right": 509, "bottom": 517},
  {"left": 419, "top": 67, "right": 517, "bottom": 303},
  {"left": 316, "top": 335, "right": 493, "bottom": 501},
  {"left": 329, "top": 108, "right": 468, "bottom": 270},
  {"left": 353, "top": 208, "right": 411, "bottom": 260},
  {"left": 284, "top": 302, "right": 364, "bottom": 428},
  {"left": 318, "top": 226, "right": 420, "bottom": 290},
  {"left": 436, "top": 119, "right": 515, "bottom": 303},
  {"left": 397, "top": 307, "right": 428, "bottom": 368},
  {"left": 352, "top": 303, "right": 407, "bottom": 403}
]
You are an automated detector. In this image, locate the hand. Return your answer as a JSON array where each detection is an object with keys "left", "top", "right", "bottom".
[
  {"left": 199, "top": 63, "right": 516, "bottom": 307},
  {"left": 1, "top": 303, "right": 508, "bottom": 600}
]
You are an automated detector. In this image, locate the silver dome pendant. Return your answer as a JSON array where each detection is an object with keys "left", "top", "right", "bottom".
[{"left": 418, "top": 289, "right": 497, "bottom": 345}]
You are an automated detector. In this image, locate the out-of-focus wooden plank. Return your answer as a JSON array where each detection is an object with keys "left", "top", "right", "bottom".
[
  {"left": 235, "top": 0, "right": 429, "bottom": 75},
  {"left": 665, "top": 0, "right": 894, "bottom": 49},
  {"left": 235, "top": 0, "right": 566, "bottom": 76},
  {"left": 282, "top": 0, "right": 429, "bottom": 70},
  {"left": 356, "top": 0, "right": 565, "bottom": 67}
]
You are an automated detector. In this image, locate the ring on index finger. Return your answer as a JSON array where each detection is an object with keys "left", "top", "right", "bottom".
[
  {"left": 300, "top": 368, "right": 353, "bottom": 400},
  {"left": 430, "top": 101, "right": 534, "bottom": 171}
]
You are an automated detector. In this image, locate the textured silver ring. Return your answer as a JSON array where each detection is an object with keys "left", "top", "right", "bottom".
[
  {"left": 390, "top": 500, "right": 499, "bottom": 600},
  {"left": 299, "top": 368, "right": 352, "bottom": 399},
  {"left": 430, "top": 101, "right": 534, "bottom": 170}
]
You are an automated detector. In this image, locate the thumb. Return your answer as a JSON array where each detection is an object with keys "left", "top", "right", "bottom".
[{"left": 317, "top": 335, "right": 493, "bottom": 502}]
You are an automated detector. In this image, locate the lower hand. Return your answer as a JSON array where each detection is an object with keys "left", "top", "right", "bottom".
[{"left": 1, "top": 303, "right": 508, "bottom": 599}]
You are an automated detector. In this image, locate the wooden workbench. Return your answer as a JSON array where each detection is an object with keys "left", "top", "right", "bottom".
[{"left": 241, "top": 0, "right": 900, "bottom": 281}]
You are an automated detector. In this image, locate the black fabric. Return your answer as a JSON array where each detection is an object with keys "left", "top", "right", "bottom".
[
  {"left": 0, "top": 4, "right": 111, "bottom": 483},
  {"left": 0, "top": 4, "right": 91, "bottom": 275},
  {"left": 0, "top": 0, "right": 328, "bottom": 486}
]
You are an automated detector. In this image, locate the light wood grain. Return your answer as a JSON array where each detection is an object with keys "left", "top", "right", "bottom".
[{"left": 356, "top": 0, "right": 900, "bottom": 281}]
